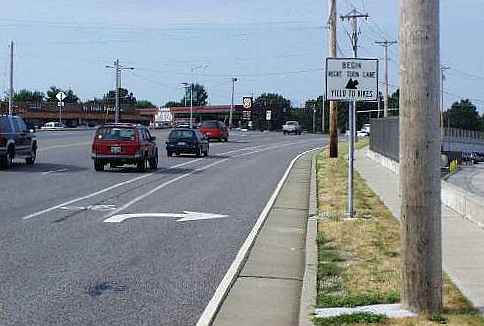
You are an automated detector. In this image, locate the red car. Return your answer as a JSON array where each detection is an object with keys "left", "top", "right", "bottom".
[
  {"left": 199, "top": 120, "right": 229, "bottom": 141},
  {"left": 91, "top": 124, "right": 158, "bottom": 171}
]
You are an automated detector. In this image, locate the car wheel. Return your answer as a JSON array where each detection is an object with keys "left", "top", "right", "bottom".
[
  {"left": 167, "top": 151, "right": 173, "bottom": 157},
  {"left": 0, "top": 155, "right": 10, "bottom": 169},
  {"left": 149, "top": 152, "right": 158, "bottom": 169},
  {"left": 1, "top": 149, "right": 14, "bottom": 169},
  {"left": 224, "top": 137, "right": 228, "bottom": 142},
  {"left": 137, "top": 157, "right": 147, "bottom": 172},
  {"left": 94, "top": 160, "right": 104, "bottom": 171},
  {"left": 204, "top": 147, "right": 209, "bottom": 157},
  {"left": 196, "top": 147, "right": 202, "bottom": 157},
  {"left": 26, "top": 148, "right": 37, "bottom": 165}
]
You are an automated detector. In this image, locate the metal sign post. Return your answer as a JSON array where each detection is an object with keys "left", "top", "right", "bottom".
[
  {"left": 326, "top": 58, "right": 379, "bottom": 217},
  {"left": 266, "top": 110, "right": 271, "bottom": 131},
  {"left": 56, "top": 92, "right": 66, "bottom": 125}
]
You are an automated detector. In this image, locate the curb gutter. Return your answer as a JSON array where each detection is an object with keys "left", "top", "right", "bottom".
[{"left": 298, "top": 154, "right": 318, "bottom": 326}]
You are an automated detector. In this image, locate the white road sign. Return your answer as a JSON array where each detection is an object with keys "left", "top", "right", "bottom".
[
  {"left": 326, "top": 58, "right": 379, "bottom": 102},
  {"left": 56, "top": 91, "right": 66, "bottom": 102},
  {"left": 243, "top": 97, "right": 253, "bottom": 109},
  {"left": 266, "top": 110, "right": 272, "bottom": 121}
]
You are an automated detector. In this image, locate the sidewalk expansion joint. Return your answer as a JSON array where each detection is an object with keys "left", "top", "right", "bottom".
[{"left": 239, "top": 275, "right": 303, "bottom": 282}]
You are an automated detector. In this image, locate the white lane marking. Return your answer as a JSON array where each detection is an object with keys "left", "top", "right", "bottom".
[
  {"left": 21, "top": 139, "right": 313, "bottom": 221},
  {"left": 103, "top": 211, "right": 228, "bottom": 223},
  {"left": 196, "top": 147, "right": 323, "bottom": 326},
  {"left": 104, "top": 159, "right": 231, "bottom": 218},
  {"left": 60, "top": 205, "right": 117, "bottom": 212},
  {"left": 103, "top": 141, "right": 310, "bottom": 219},
  {"left": 21, "top": 158, "right": 204, "bottom": 221},
  {"left": 41, "top": 169, "right": 69, "bottom": 176}
]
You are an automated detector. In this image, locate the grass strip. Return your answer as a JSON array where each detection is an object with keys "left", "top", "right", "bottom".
[{"left": 314, "top": 140, "right": 484, "bottom": 325}]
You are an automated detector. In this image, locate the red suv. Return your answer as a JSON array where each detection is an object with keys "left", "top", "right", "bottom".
[
  {"left": 91, "top": 124, "right": 158, "bottom": 171},
  {"left": 200, "top": 120, "right": 229, "bottom": 142}
]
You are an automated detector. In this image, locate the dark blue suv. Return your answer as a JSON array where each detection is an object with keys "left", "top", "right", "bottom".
[{"left": 0, "top": 115, "right": 37, "bottom": 169}]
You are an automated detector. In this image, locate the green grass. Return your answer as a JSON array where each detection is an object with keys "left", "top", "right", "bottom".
[
  {"left": 313, "top": 141, "right": 484, "bottom": 325},
  {"left": 313, "top": 313, "right": 387, "bottom": 326}
]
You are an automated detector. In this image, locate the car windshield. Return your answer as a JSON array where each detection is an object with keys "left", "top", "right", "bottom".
[
  {"left": 96, "top": 127, "right": 136, "bottom": 141},
  {"left": 169, "top": 130, "right": 194, "bottom": 140},
  {"left": 286, "top": 121, "right": 297, "bottom": 125},
  {"left": 201, "top": 121, "right": 218, "bottom": 128}
]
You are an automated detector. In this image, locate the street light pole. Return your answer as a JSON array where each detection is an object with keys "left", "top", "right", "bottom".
[
  {"left": 441, "top": 65, "right": 450, "bottom": 133},
  {"left": 312, "top": 104, "right": 316, "bottom": 134},
  {"left": 190, "top": 83, "right": 193, "bottom": 128},
  {"left": 8, "top": 41, "right": 14, "bottom": 116},
  {"left": 229, "top": 77, "right": 238, "bottom": 129}
]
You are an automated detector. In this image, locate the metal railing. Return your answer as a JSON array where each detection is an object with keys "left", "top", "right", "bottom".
[{"left": 370, "top": 117, "right": 484, "bottom": 163}]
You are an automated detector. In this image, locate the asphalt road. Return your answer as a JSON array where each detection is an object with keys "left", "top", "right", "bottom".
[
  {"left": 0, "top": 129, "right": 327, "bottom": 326},
  {"left": 447, "top": 163, "right": 484, "bottom": 197}
]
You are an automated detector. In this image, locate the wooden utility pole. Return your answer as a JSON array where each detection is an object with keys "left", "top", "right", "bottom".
[
  {"left": 400, "top": 0, "right": 442, "bottom": 314},
  {"left": 375, "top": 40, "right": 398, "bottom": 117},
  {"left": 328, "top": 0, "right": 338, "bottom": 157}
]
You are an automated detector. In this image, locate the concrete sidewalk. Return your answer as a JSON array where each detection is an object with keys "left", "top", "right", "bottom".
[
  {"left": 355, "top": 149, "right": 484, "bottom": 313},
  {"left": 212, "top": 153, "right": 313, "bottom": 326}
]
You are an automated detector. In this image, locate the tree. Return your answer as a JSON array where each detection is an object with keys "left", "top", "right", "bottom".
[
  {"left": 444, "top": 99, "right": 481, "bottom": 130},
  {"left": 253, "top": 93, "right": 291, "bottom": 130},
  {"left": 163, "top": 101, "right": 183, "bottom": 108},
  {"left": 103, "top": 88, "right": 137, "bottom": 106},
  {"left": 135, "top": 100, "right": 155, "bottom": 108},
  {"left": 181, "top": 84, "right": 208, "bottom": 107},
  {"left": 388, "top": 89, "right": 400, "bottom": 116},
  {"left": 46, "top": 86, "right": 79, "bottom": 104},
  {"left": 13, "top": 89, "right": 44, "bottom": 103}
]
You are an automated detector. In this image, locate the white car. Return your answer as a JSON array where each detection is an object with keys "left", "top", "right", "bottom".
[
  {"left": 41, "top": 122, "right": 65, "bottom": 130},
  {"left": 282, "top": 121, "right": 302, "bottom": 135}
]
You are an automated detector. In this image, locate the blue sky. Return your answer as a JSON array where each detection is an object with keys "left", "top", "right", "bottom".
[{"left": 0, "top": 0, "right": 482, "bottom": 110}]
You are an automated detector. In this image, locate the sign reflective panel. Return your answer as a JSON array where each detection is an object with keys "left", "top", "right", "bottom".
[{"left": 326, "top": 58, "right": 379, "bottom": 102}]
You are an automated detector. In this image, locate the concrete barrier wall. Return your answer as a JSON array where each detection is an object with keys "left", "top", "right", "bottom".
[{"left": 367, "top": 149, "right": 484, "bottom": 227}]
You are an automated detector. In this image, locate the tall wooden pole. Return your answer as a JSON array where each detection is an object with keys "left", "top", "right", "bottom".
[
  {"left": 328, "top": 0, "right": 338, "bottom": 157},
  {"left": 400, "top": 0, "right": 442, "bottom": 314}
]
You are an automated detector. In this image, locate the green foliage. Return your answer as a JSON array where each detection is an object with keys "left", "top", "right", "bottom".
[
  {"left": 13, "top": 89, "right": 44, "bottom": 103},
  {"left": 313, "top": 313, "right": 387, "bottom": 326},
  {"left": 318, "top": 291, "right": 400, "bottom": 308},
  {"left": 135, "top": 100, "right": 155, "bottom": 108},
  {"left": 253, "top": 93, "right": 291, "bottom": 130},
  {"left": 444, "top": 99, "right": 481, "bottom": 130},
  {"left": 103, "top": 88, "right": 136, "bottom": 105},
  {"left": 181, "top": 83, "right": 208, "bottom": 107},
  {"left": 163, "top": 101, "right": 184, "bottom": 108},
  {"left": 46, "top": 86, "right": 79, "bottom": 104}
]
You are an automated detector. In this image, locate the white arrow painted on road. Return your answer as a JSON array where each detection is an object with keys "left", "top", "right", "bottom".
[{"left": 103, "top": 211, "right": 228, "bottom": 223}]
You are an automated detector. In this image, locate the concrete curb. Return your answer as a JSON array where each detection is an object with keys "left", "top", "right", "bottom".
[{"left": 298, "top": 153, "right": 318, "bottom": 326}]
